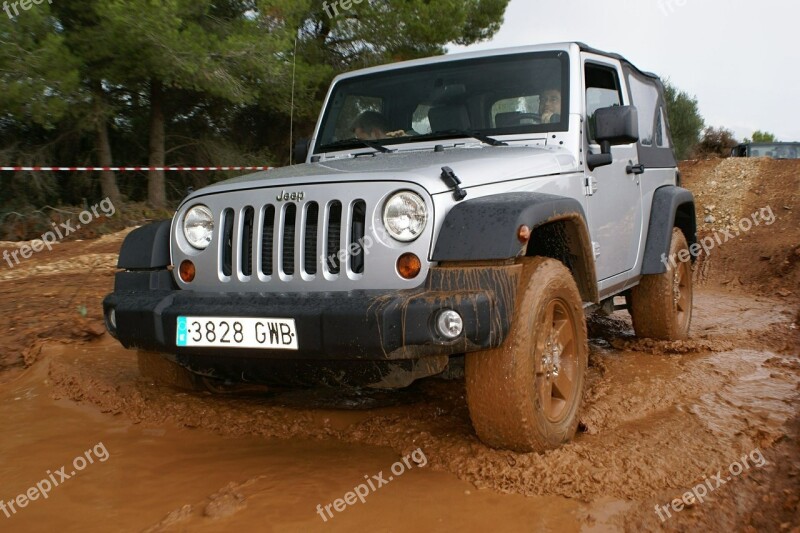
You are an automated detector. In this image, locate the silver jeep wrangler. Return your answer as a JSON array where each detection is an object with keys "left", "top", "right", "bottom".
[{"left": 104, "top": 42, "right": 696, "bottom": 452}]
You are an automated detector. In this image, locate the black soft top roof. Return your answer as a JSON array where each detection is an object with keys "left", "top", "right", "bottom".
[{"left": 577, "top": 42, "right": 661, "bottom": 80}]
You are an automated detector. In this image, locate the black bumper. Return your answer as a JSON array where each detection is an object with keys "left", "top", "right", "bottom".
[{"left": 103, "top": 265, "right": 520, "bottom": 361}]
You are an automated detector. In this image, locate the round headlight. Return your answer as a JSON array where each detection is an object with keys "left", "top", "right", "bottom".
[
  {"left": 183, "top": 205, "right": 214, "bottom": 249},
  {"left": 382, "top": 191, "right": 428, "bottom": 242}
]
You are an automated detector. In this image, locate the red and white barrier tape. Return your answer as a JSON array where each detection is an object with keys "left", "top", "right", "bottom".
[{"left": 1, "top": 166, "right": 272, "bottom": 172}]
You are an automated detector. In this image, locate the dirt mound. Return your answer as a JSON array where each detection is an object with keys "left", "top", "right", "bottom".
[
  {"left": 681, "top": 158, "right": 800, "bottom": 298},
  {"left": 0, "top": 229, "right": 128, "bottom": 381}
]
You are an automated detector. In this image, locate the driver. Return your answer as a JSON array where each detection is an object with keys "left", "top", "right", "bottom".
[
  {"left": 539, "top": 88, "right": 562, "bottom": 124},
  {"left": 353, "top": 111, "right": 390, "bottom": 140}
]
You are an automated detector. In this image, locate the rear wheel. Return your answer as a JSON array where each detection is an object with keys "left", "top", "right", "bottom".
[
  {"left": 629, "top": 228, "right": 693, "bottom": 340},
  {"left": 465, "top": 257, "right": 588, "bottom": 452}
]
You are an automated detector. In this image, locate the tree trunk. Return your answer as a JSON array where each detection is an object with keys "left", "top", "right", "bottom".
[
  {"left": 91, "top": 82, "right": 121, "bottom": 205},
  {"left": 148, "top": 79, "right": 167, "bottom": 209}
]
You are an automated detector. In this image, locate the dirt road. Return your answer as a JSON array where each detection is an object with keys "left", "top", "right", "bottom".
[{"left": 0, "top": 159, "right": 798, "bottom": 532}]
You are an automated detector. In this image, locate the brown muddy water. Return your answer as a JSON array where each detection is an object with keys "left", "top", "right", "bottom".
[{"left": 1, "top": 290, "right": 798, "bottom": 532}]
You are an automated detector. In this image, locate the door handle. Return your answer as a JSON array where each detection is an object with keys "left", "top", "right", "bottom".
[{"left": 626, "top": 161, "right": 645, "bottom": 175}]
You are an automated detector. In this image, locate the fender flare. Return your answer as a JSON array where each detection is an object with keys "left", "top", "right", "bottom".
[
  {"left": 641, "top": 186, "right": 697, "bottom": 275},
  {"left": 118, "top": 220, "right": 172, "bottom": 270},
  {"left": 432, "top": 192, "right": 598, "bottom": 302}
]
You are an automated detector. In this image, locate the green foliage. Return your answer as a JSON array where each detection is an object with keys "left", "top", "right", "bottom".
[
  {"left": 0, "top": 0, "right": 509, "bottom": 210},
  {"left": 663, "top": 80, "right": 704, "bottom": 160},
  {"left": 746, "top": 130, "right": 778, "bottom": 143},
  {"left": 93, "top": 0, "right": 291, "bottom": 103},
  {"left": 0, "top": 6, "right": 82, "bottom": 127}
]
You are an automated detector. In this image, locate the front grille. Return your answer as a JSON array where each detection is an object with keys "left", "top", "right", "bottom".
[
  {"left": 221, "top": 199, "right": 366, "bottom": 281},
  {"left": 174, "top": 183, "right": 433, "bottom": 292}
]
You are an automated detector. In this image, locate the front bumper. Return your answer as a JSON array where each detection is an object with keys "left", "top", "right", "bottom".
[{"left": 103, "top": 265, "right": 520, "bottom": 361}]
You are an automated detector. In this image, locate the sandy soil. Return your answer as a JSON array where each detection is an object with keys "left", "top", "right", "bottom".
[{"left": 0, "top": 159, "right": 798, "bottom": 532}]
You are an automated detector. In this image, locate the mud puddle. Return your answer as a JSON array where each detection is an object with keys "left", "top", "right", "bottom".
[
  {"left": 1, "top": 345, "right": 583, "bottom": 533},
  {"left": 1, "top": 289, "right": 798, "bottom": 532}
]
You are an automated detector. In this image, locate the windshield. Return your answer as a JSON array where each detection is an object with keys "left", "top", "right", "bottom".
[{"left": 316, "top": 51, "right": 570, "bottom": 153}]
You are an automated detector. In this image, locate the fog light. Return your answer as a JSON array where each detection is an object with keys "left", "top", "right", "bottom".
[
  {"left": 397, "top": 253, "right": 421, "bottom": 279},
  {"left": 179, "top": 260, "right": 196, "bottom": 283},
  {"left": 436, "top": 309, "right": 463, "bottom": 340},
  {"left": 108, "top": 308, "right": 116, "bottom": 330}
]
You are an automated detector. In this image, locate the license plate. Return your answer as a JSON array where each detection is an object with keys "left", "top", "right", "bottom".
[{"left": 176, "top": 316, "right": 298, "bottom": 350}]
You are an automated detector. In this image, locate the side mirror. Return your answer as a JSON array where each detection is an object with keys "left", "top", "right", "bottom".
[
  {"left": 292, "top": 138, "right": 310, "bottom": 165},
  {"left": 587, "top": 106, "right": 639, "bottom": 170},
  {"left": 595, "top": 105, "right": 639, "bottom": 152}
]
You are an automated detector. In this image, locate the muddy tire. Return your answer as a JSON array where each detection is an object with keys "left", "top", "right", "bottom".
[
  {"left": 465, "top": 257, "right": 588, "bottom": 453},
  {"left": 629, "top": 228, "right": 693, "bottom": 340},
  {"left": 137, "top": 350, "right": 204, "bottom": 390}
]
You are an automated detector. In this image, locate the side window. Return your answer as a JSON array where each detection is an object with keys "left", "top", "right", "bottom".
[
  {"left": 626, "top": 74, "right": 659, "bottom": 146},
  {"left": 655, "top": 106, "right": 670, "bottom": 147},
  {"left": 585, "top": 63, "right": 623, "bottom": 142}
]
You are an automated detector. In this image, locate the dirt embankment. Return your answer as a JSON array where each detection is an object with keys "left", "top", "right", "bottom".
[{"left": 682, "top": 158, "right": 800, "bottom": 298}]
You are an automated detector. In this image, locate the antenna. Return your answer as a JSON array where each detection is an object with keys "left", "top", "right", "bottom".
[{"left": 289, "top": 37, "right": 298, "bottom": 164}]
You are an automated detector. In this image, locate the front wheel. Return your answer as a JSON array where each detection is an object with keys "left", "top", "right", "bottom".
[
  {"left": 629, "top": 228, "right": 693, "bottom": 340},
  {"left": 465, "top": 257, "right": 588, "bottom": 452}
]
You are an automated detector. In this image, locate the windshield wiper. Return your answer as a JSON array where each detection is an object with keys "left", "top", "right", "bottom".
[
  {"left": 426, "top": 130, "right": 508, "bottom": 147},
  {"left": 319, "top": 138, "right": 395, "bottom": 154}
]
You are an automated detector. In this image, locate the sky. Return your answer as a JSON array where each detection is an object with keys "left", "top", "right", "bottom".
[{"left": 449, "top": 0, "right": 799, "bottom": 142}]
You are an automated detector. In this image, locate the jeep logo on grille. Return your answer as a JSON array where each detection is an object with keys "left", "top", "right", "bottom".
[{"left": 276, "top": 190, "right": 305, "bottom": 202}]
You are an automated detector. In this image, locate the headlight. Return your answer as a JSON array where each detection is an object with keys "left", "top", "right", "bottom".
[
  {"left": 382, "top": 191, "right": 428, "bottom": 242},
  {"left": 183, "top": 205, "right": 214, "bottom": 249}
]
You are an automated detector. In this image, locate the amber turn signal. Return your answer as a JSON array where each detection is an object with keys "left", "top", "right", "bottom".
[
  {"left": 179, "top": 260, "right": 196, "bottom": 283},
  {"left": 397, "top": 253, "right": 421, "bottom": 279},
  {"left": 517, "top": 224, "right": 531, "bottom": 244}
]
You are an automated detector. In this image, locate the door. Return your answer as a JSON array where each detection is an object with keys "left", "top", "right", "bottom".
[{"left": 582, "top": 55, "right": 643, "bottom": 281}]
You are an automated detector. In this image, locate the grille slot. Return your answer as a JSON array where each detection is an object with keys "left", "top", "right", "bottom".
[
  {"left": 326, "top": 201, "right": 342, "bottom": 275},
  {"left": 350, "top": 200, "right": 366, "bottom": 275},
  {"left": 261, "top": 205, "right": 275, "bottom": 276},
  {"left": 221, "top": 208, "right": 234, "bottom": 277},
  {"left": 241, "top": 207, "right": 254, "bottom": 276},
  {"left": 282, "top": 204, "right": 297, "bottom": 276},
  {"left": 304, "top": 202, "right": 319, "bottom": 275}
]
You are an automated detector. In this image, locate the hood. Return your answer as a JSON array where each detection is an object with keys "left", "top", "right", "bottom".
[{"left": 183, "top": 145, "right": 579, "bottom": 203}]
